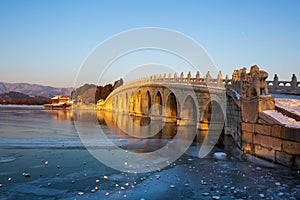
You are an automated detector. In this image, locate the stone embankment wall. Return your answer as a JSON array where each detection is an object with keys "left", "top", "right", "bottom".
[
  {"left": 226, "top": 92, "right": 300, "bottom": 169},
  {"left": 225, "top": 89, "right": 241, "bottom": 148},
  {"left": 241, "top": 121, "right": 300, "bottom": 169},
  {"left": 226, "top": 65, "right": 300, "bottom": 169}
]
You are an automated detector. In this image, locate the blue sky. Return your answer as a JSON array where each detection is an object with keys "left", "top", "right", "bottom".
[{"left": 0, "top": 0, "right": 299, "bottom": 87}]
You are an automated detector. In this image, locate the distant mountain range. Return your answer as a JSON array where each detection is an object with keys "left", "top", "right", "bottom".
[{"left": 0, "top": 82, "right": 74, "bottom": 98}]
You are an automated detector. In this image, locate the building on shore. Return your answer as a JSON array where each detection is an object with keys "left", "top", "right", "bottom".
[{"left": 44, "top": 95, "right": 73, "bottom": 110}]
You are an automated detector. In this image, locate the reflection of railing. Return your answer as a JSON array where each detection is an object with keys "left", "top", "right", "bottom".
[{"left": 267, "top": 74, "right": 300, "bottom": 94}]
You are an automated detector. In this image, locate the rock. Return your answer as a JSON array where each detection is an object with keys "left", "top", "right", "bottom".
[
  {"left": 78, "top": 191, "right": 84, "bottom": 196},
  {"left": 125, "top": 182, "right": 129, "bottom": 187},
  {"left": 105, "top": 192, "right": 110, "bottom": 196},
  {"left": 90, "top": 189, "right": 96, "bottom": 193},
  {"left": 44, "top": 161, "right": 48, "bottom": 166},
  {"left": 7, "top": 178, "right": 11, "bottom": 182},
  {"left": 47, "top": 183, "right": 51, "bottom": 187},
  {"left": 212, "top": 196, "right": 220, "bottom": 200},
  {"left": 0, "top": 183, "right": 2, "bottom": 187},
  {"left": 259, "top": 193, "right": 265, "bottom": 198},
  {"left": 202, "top": 192, "right": 209, "bottom": 196},
  {"left": 170, "top": 185, "right": 175, "bottom": 188},
  {"left": 120, "top": 187, "right": 125, "bottom": 190},
  {"left": 96, "top": 179, "right": 100, "bottom": 183},
  {"left": 213, "top": 152, "right": 227, "bottom": 160},
  {"left": 71, "top": 180, "right": 75, "bottom": 184},
  {"left": 278, "top": 192, "right": 284, "bottom": 196},
  {"left": 115, "top": 183, "right": 119, "bottom": 187},
  {"left": 22, "top": 173, "right": 30, "bottom": 178},
  {"left": 103, "top": 175, "right": 108, "bottom": 180},
  {"left": 256, "top": 167, "right": 262, "bottom": 171}
]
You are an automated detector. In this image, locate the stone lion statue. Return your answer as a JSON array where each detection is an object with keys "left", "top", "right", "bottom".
[
  {"left": 233, "top": 65, "right": 269, "bottom": 98},
  {"left": 249, "top": 65, "right": 269, "bottom": 96}
]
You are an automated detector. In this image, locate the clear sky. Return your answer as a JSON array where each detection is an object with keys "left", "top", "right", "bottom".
[{"left": 0, "top": 0, "right": 299, "bottom": 87}]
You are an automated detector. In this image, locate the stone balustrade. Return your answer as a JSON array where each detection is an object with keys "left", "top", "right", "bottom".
[
  {"left": 267, "top": 74, "right": 300, "bottom": 95},
  {"left": 120, "top": 71, "right": 227, "bottom": 89}
]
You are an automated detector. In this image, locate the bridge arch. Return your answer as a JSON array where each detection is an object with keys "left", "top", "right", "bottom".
[
  {"left": 118, "top": 95, "right": 123, "bottom": 112},
  {"left": 135, "top": 90, "right": 142, "bottom": 115},
  {"left": 115, "top": 95, "right": 119, "bottom": 111},
  {"left": 143, "top": 90, "right": 151, "bottom": 115},
  {"left": 129, "top": 92, "right": 135, "bottom": 113},
  {"left": 201, "top": 100, "right": 225, "bottom": 131},
  {"left": 153, "top": 91, "right": 163, "bottom": 116},
  {"left": 124, "top": 93, "right": 128, "bottom": 112},
  {"left": 181, "top": 95, "right": 197, "bottom": 121},
  {"left": 165, "top": 92, "right": 178, "bottom": 122}
]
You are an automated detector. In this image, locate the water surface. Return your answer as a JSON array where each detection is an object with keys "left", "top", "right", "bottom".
[{"left": 0, "top": 105, "right": 299, "bottom": 199}]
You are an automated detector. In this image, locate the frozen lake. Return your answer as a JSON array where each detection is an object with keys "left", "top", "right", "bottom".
[{"left": 0, "top": 105, "right": 299, "bottom": 199}]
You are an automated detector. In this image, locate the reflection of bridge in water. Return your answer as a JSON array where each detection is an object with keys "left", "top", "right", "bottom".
[{"left": 95, "top": 110, "right": 213, "bottom": 153}]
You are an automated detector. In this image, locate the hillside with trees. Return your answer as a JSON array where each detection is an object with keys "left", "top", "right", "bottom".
[{"left": 71, "top": 79, "right": 123, "bottom": 104}]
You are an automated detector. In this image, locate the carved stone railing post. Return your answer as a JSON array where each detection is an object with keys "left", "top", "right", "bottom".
[
  {"left": 163, "top": 73, "right": 166, "bottom": 82},
  {"left": 158, "top": 74, "right": 162, "bottom": 81},
  {"left": 217, "top": 70, "right": 223, "bottom": 86},
  {"left": 196, "top": 71, "right": 200, "bottom": 83},
  {"left": 206, "top": 71, "right": 211, "bottom": 84},
  {"left": 187, "top": 71, "right": 191, "bottom": 83},
  {"left": 168, "top": 73, "right": 172, "bottom": 81},
  {"left": 174, "top": 72, "right": 178, "bottom": 81},
  {"left": 225, "top": 75, "right": 229, "bottom": 85},
  {"left": 292, "top": 74, "right": 297, "bottom": 89},
  {"left": 273, "top": 74, "right": 279, "bottom": 89},
  {"left": 180, "top": 72, "right": 184, "bottom": 82}
]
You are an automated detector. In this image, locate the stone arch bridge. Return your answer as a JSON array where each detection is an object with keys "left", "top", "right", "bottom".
[
  {"left": 97, "top": 71, "right": 226, "bottom": 129},
  {"left": 96, "top": 67, "right": 300, "bottom": 169}
]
